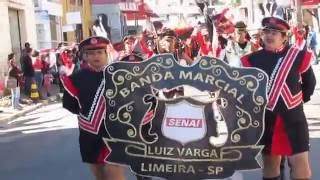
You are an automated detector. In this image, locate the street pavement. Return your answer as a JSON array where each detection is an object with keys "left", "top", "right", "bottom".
[
  {"left": 0, "top": 84, "right": 62, "bottom": 123},
  {"left": 0, "top": 65, "right": 319, "bottom": 180}
]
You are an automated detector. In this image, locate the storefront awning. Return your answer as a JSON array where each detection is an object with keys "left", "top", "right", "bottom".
[
  {"left": 302, "top": 0, "right": 319, "bottom": 6},
  {"left": 122, "top": 2, "right": 158, "bottom": 21}
]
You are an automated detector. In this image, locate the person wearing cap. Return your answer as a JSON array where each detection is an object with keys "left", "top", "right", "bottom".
[
  {"left": 250, "top": 29, "right": 263, "bottom": 52},
  {"left": 117, "top": 35, "right": 151, "bottom": 62},
  {"left": 61, "top": 36, "right": 125, "bottom": 180},
  {"left": 156, "top": 28, "right": 193, "bottom": 65},
  {"left": 191, "top": 26, "right": 213, "bottom": 57},
  {"left": 241, "top": 17, "right": 316, "bottom": 180},
  {"left": 225, "top": 21, "right": 254, "bottom": 67},
  {"left": 152, "top": 28, "right": 189, "bottom": 98},
  {"left": 114, "top": 36, "right": 132, "bottom": 61},
  {"left": 123, "top": 35, "right": 136, "bottom": 54}
]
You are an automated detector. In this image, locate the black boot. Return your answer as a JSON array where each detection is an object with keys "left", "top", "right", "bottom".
[{"left": 280, "top": 157, "right": 286, "bottom": 180}]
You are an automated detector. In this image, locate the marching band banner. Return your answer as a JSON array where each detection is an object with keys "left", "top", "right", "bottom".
[{"left": 103, "top": 54, "right": 268, "bottom": 179}]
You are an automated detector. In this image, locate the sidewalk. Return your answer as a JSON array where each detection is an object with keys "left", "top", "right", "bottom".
[{"left": 0, "top": 84, "right": 62, "bottom": 124}]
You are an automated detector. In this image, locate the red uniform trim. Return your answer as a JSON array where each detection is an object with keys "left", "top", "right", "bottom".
[
  {"left": 78, "top": 95, "right": 106, "bottom": 134},
  {"left": 83, "top": 43, "right": 108, "bottom": 50},
  {"left": 142, "top": 110, "right": 155, "bottom": 125},
  {"left": 60, "top": 75, "right": 79, "bottom": 97},
  {"left": 281, "top": 83, "right": 303, "bottom": 109},
  {"left": 240, "top": 55, "right": 251, "bottom": 67},
  {"left": 267, "top": 47, "right": 300, "bottom": 110},
  {"left": 271, "top": 114, "right": 292, "bottom": 155},
  {"left": 298, "top": 50, "right": 312, "bottom": 74},
  {"left": 139, "top": 38, "right": 154, "bottom": 58},
  {"left": 268, "top": 48, "right": 295, "bottom": 107},
  {"left": 60, "top": 75, "right": 82, "bottom": 109},
  {"left": 195, "top": 31, "right": 211, "bottom": 55},
  {"left": 96, "top": 144, "right": 111, "bottom": 164}
]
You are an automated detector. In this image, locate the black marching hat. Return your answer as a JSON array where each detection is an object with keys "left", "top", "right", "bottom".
[
  {"left": 120, "top": 54, "right": 144, "bottom": 62},
  {"left": 122, "top": 35, "right": 135, "bottom": 43},
  {"left": 262, "top": 16, "right": 290, "bottom": 32},
  {"left": 158, "top": 28, "right": 177, "bottom": 38},
  {"left": 235, "top": 21, "right": 247, "bottom": 31},
  {"left": 79, "top": 36, "right": 110, "bottom": 51}
]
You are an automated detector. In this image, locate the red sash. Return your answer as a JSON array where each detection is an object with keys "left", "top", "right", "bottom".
[
  {"left": 61, "top": 74, "right": 106, "bottom": 134},
  {"left": 267, "top": 47, "right": 300, "bottom": 110}
]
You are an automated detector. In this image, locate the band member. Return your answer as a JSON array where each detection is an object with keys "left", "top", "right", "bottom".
[
  {"left": 250, "top": 29, "right": 263, "bottom": 52},
  {"left": 191, "top": 26, "right": 213, "bottom": 56},
  {"left": 61, "top": 36, "right": 125, "bottom": 180},
  {"left": 292, "top": 24, "right": 308, "bottom": 50},
  {"left": 145, "top": 28, "right": 187, "bottom": 99},
  {"left": 122, "top": 35, "right": 145, "bottom": 60},
  {"left": 156, "top": 28, "right": 193, "bottom": 65},
  {"left": 117, "top": 35, "right": 148, "bottom": 61},
  {"left": 226, "top": 21, "right": 253, "bottom": 67},
  {"left": 241, "top": 17, "right": 316, "bottom": 180}
]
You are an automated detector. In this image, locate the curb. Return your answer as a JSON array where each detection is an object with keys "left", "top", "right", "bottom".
[
  {"left": 0, "top": 103, "right": 43, "bottom": 124},
  {"left": 0, "top": 94, "right": 62, "bottom": 124}
]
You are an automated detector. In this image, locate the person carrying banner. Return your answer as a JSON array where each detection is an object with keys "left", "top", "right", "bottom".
[
  {"left": 156, "top": 28, "right": 193, "bottom": 65},
  {"left": 241, "top": 17, "right": 316, "bottom": 180},
  {"left": 61, "top": 36, "right": 125, "bottom": 180}
]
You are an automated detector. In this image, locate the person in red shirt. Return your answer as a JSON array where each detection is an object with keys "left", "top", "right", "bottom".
[
  {"left": 32, "top": 50, "right": 44, "bottom": 98},
  {"left": 59, "top": 49, "right": 75, "bottom": 76}
]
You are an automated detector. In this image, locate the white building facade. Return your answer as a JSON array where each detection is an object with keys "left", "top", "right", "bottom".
[
  {"left": 0, "top": 0, "right": 37, "bottom": 78},
  {"left": 34, "top": 0, "right": 63, "bottom": 49},
  {"left": 91, "top": 0, "right": 136, "bottom": 43}
]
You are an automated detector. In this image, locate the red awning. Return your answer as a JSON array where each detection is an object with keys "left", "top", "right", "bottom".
[
  {"left": 122, "top": 2, "right": 158, "bottom": 21},
  {"left": 301, "top": 0, "right": 319, "bottom": 6}
]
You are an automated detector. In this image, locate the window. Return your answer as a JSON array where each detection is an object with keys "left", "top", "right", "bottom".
[
  {"left": 78, "top": 0, "right": 83, "bottom": 6},
  {"left": 33, "top": 0, "right": 39, "bottom": 7},
  {"left": 70, "top": 0, "right": 76, "bottom": 5}
]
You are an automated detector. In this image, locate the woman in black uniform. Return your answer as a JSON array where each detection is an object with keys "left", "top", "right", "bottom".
[
  {"left": 61, "top": 36, "right": 125, "bottom": 180},
  {"left": 241, "top": 17, "right": 316, "bottom": 180}
]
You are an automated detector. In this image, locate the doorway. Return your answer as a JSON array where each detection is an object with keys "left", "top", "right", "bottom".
[{"left": 8, "top": 9, "right": 22, "bottom": 61}]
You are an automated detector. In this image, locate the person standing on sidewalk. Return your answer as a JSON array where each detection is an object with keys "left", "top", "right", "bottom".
[
  {"left": 61, "top": 36, "right": 125, "bottom": 180},
  {"left": 20, "top": 42, "right": 32, "bottom": 69},
  {"left": 307, "top": 26, "right": 319, "bottom": 65},
  {"left": 32, "top": 51, "right": 44, "bottom": 99},
  {"left": 8, "top": 53, "right": 23, "bottom": 110},
  {"left": 21, "top": 48, "right": 35, "bottom": 96},
  {"left": 241, "top": 17, "right": 316, "bottom": 180},
  {"left": 41, "top": 53, "right": 53, "bottom": 98}
]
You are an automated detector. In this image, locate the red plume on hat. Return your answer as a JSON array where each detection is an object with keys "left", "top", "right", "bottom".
[{"left": 211, "top": 8, "right": 235, "bottom": 34}]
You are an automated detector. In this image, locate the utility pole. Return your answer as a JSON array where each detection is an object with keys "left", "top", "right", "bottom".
[
  {"left": 295, "top": 0, "right": 303, "bottom": 24},
  {"left": 250, "top": 0, "right": 254, "bottom": 25}
]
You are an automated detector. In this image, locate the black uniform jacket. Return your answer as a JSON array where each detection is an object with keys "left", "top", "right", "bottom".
[
  {"left": 241, "top": 46, "right": 316, "bottom": 112},
  {"left": 61, "top": 68, "right": 106, "bottom": 135}
]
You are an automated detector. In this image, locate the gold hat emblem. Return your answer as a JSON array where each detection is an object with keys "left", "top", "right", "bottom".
[{"left": 90, "top": 38, "right": 98, "bottom": 45}]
